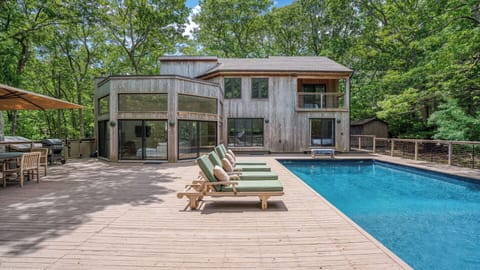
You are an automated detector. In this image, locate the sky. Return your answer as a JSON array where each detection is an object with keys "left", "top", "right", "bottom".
[{"left": 183, "top": 0, "right": 294, "bottom": 37}]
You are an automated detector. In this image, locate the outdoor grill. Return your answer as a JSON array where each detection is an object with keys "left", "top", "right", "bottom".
[{"left": 41, "top": 139, "right": 64, "bottom": 164}]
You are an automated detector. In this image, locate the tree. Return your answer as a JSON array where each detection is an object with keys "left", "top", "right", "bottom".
[
  {"left": 428, "top": 100, "right": 480, "bottom": 141},
  {"left": 100, "top": 0, "right": 189, "bottom": 74},
  {"left": 193, "top": 0, "right": 273, "bottom": 57},
  {"left": 0, "top": 0, "right": 69, "bottom": 135}
]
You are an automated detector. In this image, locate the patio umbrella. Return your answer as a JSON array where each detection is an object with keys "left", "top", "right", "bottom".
[{"left": 0, "top": 83, "right": 83, "bottom": 110}]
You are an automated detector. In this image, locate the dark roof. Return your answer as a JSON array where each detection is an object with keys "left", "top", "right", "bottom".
[
  {"left": 159, "top": 56, "right": 218, "bottom": 61},
  {"left": 351, "top": 118, "right": 387, "bottom": 126},
  {"left": 200, "top": 56, "right": 352, "bottom": 76}
]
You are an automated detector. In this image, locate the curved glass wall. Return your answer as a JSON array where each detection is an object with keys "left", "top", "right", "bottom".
[
  {"left": 178, "top": 94, "right": 217, "bottom": 114},
  {"left": 119, "top": 94, "right": 167, "bottom": 112},
  {"left": 119, "top": 120, "right": 168, "bottom": 160},
  {"left": 178, "top": 120, "right": 217, "bottom": 160}
]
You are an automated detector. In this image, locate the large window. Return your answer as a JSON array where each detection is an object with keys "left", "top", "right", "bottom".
[
  {"left": 302, "top": 84, "right": 326, "bottom": 109},
  {"left": 118, "top": 120, "right": 168, "bottom": 160},
  {"left": 118, "top": 94, "right": 167, "bottom": 112},
  {"left": 251, "top": 78, "right": 268, "bottom": 99},
  {"left": 310, "top": 118, "right": 335, "bottom": 146},
  {"left": 227, "top": 118, "right": 264, "bottom": 147},
  {"left": 224, "top": 78, "right": 241, "bottom": 99},
  {"left": 178, "top": 121, "right": 217, "bottom": 160},
  {"left": 98, "top": 120, "right": 109, "bottom": 158},
  {"left": 98, "top": 95, "right": 109, "bottom": 116},
  {"left": 178, "top": 94, "right": 217, "bottom": 114}
]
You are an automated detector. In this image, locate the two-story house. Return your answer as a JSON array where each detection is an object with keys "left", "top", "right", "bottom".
[{"left": 94, "top": 56, "right": 352, "bottom": 162}]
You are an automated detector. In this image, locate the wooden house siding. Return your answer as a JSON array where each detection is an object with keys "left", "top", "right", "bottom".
[
  {"left": 94, "top": 56, "right": 352, "bottom": 162},
  {"left": 94, "top": 76, "right": 221, "bottom": 162},
  {"left": 160, "top": 60, "right": 218, "bottom": 78},
  {"left": 220, "top": 76, "right": 350, "bottom": 152}
]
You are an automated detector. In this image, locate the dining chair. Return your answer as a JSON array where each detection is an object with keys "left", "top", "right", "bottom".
[
  {"left": 32, "top": 148, "right": 49, "bottom": 176},
  {"left": 2, "top": 152, "right": 41, "bottom": 188}
]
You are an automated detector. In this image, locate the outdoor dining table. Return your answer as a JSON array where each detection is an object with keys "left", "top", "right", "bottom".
[
  {"left": 0, "top": 152, "right": 24, "bottom": 163},
  {"left": 0, "top": 152, "right": 24, "bottom": 186}
]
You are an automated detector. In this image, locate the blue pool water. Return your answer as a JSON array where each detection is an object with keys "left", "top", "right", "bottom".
[{"left": 280, "top": 159, "right": 480, "bottom": 270}]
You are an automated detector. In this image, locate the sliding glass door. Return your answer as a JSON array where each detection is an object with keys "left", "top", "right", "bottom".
[
  {"left": 118, "top": 120, "right": 168, "bottom": 160},
  {"left": 310, "top": 118, "right": 335, "bottom": 146},
  {"left": 178, "top": 120, "right": 217, "bottom": 160}
]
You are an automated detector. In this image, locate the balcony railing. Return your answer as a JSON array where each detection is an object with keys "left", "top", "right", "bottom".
[{"left": 297, "top": 92, "right": 345, "bottom": 110}]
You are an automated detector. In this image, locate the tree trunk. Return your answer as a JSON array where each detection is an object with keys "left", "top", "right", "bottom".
[
  {"left": 0, "top": 111, "right": 4, "bottom": 151},
  {"left": 57, "top": 109, "right": 62, "bottom": 138},
  {"left": 77, "top": 89, "right": 85, "bottom": 138},
  {"left": 7, "top": 111, "right": 19, "bottom": 135}
]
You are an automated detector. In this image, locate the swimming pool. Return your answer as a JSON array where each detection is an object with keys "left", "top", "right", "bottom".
[{"left": 280, "top": 159, "right": 480, "bottom": 270}]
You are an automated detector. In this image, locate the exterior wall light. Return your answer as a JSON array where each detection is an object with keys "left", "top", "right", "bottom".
[
  {"left": 336, "top": 119, "right": 341, "bottom": 124},
  {"left": 265, "top": 119, "right": 269, "bottom": 124},
  {"left": 169, "top": 121, "right": 175, "bottom": 127}
]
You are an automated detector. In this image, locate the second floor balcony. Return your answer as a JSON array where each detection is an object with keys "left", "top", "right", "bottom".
[{"left": 296, "top": 92, "right": 346, "bottom": 111}]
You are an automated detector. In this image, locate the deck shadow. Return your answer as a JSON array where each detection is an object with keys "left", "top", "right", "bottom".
[
  {"left": 0, "top": 159, "right": 178, "bottom": 256},
  {"left": 199, "top": 200, "right": 288, "bottom": 214}
]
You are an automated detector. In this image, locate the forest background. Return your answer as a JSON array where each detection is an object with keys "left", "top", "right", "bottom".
[{"left": 0, "top": 0, "right": 478, "bottom": 141}]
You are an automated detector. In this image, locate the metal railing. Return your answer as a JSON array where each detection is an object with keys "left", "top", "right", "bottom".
[
  {"left": 297, "top": 92, "right": 345, "bottom": 109},
  {"left": 351, "top": 135, "right": 480, "bottom": 169}
]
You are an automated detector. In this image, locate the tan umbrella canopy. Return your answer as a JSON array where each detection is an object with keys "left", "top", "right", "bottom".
[{"left": 0, "top": 83, "right": 83, "bottom": 110}]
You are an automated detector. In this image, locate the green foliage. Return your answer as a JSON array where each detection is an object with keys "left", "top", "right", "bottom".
[
  {"left": 193, "top": 0, "right": 273, "bottom": 57},
  {"left": 0, "top": 0, "right": 478, "bottom": 142},
  {"left": 428, "top": 101, "right": 480, "bottom": 141},
  {"left": 100, "top": 0, "right": 189, "bottom": 74},
  {"left": 0, "top": 0, "right": 189, "bottom": 140}
]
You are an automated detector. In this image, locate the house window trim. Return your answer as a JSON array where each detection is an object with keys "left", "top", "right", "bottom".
[
  {"left": 251, "top": 78, "right": 269, "bottom": 99},
  {"left": 224, "top": 78, "right": 242, "bottom": 99}
]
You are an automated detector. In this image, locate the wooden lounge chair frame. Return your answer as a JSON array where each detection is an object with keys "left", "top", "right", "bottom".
[
  {"left": 177, "top": 175, "right": 284, "bottom": 210},
  {"left": 178, "top": 156, "right": 283, "bottom": 210}
]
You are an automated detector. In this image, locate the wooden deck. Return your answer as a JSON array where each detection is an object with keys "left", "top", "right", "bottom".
[{"left": 0, "top": 156, "right": 413, "bottom": 269}]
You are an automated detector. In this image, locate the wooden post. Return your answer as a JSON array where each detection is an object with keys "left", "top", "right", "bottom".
[
  {"left": 372, "top": 136, "right": 376, "bottom": 153},
  {"left": 390, "top": 140, "right": 395, "bottom": 157},
  {"left": 448, "top": 142, "right": 452, "bottom": 166},
  {"left": 345, "top": 77, "right": 350, "bottom": 109},
  {"left": 358, "top": 136, "right": 362, "bottom": 150},
  {"left": 414, "top": 141, "right": 418, "bottom": 160}
]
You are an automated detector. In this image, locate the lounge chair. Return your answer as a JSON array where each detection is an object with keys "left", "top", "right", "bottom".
[
  {"left": 215, "top": 144, "right": 267, "bottom": 165},
  {"left": 206, "top": 152, "right": 277, "bottom": 180},
  {"left": 177, "top": 155, "right": 284, "bottom": 210},
  {"left": 208, "top": 151, "right": 271, "bottom": 172}
]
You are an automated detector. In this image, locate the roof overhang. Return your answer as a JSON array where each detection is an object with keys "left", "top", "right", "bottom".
[{"left": 197, "top": 70, "right": 352, "bottom": 80}]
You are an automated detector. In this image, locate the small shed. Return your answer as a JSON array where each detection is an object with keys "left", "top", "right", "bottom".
[{"left": 350, "top": 118, "right": 388, "bottom": 138}]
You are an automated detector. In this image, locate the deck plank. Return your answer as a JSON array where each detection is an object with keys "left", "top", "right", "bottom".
[{"left": 0, "top": 156, "right": 412, "bottom": 269}]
